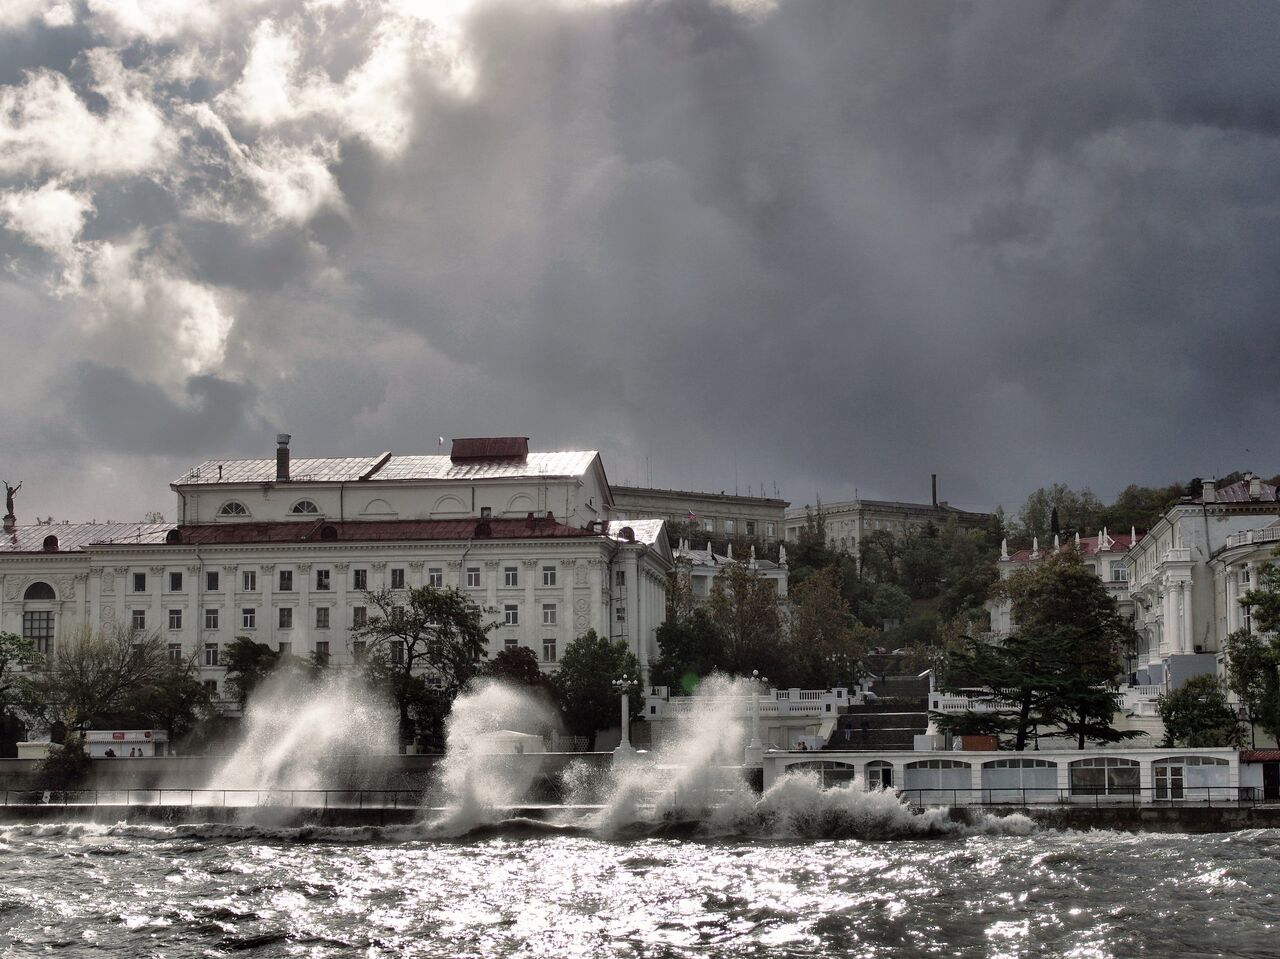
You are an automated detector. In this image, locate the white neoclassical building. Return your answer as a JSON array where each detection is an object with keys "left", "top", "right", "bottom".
[
  {"left": 672, "top": 539, "right": 789, "bottom": 603},
  {"left": 0, "top": 437, "right": 672, "bottom": 698},
  {"left": 1128, "top": 475, "right": 1280, "bottom": 690}
]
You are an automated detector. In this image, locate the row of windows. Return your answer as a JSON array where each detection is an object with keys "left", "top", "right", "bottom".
[
  {"left": 174, "top": 636, "right": 562, "bottom": 667},
  {"left": 135, "top": 601, "right": 575, "bottom": 631},
  {"left": 129, "top": 565, "right": 576, "bottom": 594},
  {"left": 219, "top": 499, "right": 320, "bottom": 516}
]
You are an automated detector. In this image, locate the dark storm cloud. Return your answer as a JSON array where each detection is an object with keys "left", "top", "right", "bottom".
[
  {"left": 72, "top": 364, "right": 268, "bottom": 456},
  {"left": 2, "top": 0, "right": 1280, "bottom": 521}
]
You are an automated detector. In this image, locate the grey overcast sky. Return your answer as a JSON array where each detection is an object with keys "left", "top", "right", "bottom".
[{"left": 1, "top": 0, "right": 1278, "bottom": 524}]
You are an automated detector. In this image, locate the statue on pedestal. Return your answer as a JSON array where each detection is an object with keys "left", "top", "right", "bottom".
[{"left": 2, "top": 480, "right": 19, "bottom": 519}]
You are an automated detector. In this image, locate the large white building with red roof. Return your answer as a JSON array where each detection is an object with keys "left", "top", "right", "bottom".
[{"left": 0, "top": 436, "right": 673, "bottom": 704}]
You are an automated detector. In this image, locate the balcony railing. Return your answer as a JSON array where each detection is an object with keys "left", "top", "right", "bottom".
[{"left": 1225, "top": 527, "right": 1280, "bottom": 549}]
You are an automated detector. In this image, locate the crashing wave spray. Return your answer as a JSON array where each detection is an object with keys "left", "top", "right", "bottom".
[
  {"left": 428, "top": 680, "right": 559, "bottom": 834},
  {"left": 210, "top": 670, "right": 397, "bottom": 792}
]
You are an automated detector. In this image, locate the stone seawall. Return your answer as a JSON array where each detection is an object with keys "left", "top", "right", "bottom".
[{"left": 951, "top": 803, "right": 1280, "bottom": 832}]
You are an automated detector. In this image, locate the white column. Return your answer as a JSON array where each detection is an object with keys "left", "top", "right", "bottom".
[
  {"left": 590, "top": 559, "right": 604, "bottom": 638},
  {"left": 186, "top": 564, "right": 201, "bottom": 657},
  {"left": 261, "top": 563, "right": 275, "bottom": 644},
  {"left": 1180, "top": 581, "right": 1193, "bottom": 654}
]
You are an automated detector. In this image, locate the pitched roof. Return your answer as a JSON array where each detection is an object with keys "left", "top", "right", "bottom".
[
  {"left": 1, "top": 522, "right": 172, "bottom": 553},
  {"left": 174, "top": 450, "right": 600, "bottom": 486},
  {"left": 167, "top": 517, "right": 596, "bottom": 546},
  {"left": 1202, "top": 479, "right": 1280, "bottom": 504},
  {"left": 1005, "top": 533, "right": 1141, "bottom": 564},
  {"left": 1240, "top": 750, "right": 1280, "bottom": 763}
]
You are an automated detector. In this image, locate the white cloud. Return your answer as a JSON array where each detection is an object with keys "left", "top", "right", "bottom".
[
  {"left": 0, "top": 181, "right": 92, "bottom": 254},
  {"left": 245, "top": 139, "right": 346, "bottom": 225},
  {"left": 84, "top": 0, "right": 272, "bottom": 42},
  {"left": 0, "top": 50, "right": 174, "bottom": 177}
]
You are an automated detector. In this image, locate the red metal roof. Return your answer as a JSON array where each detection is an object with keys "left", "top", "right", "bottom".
[
  {"left": 1240, "top": 750, "right": 1280, "bottom": 763},
  {"left": 110, "top": 517, "right": 597, "bottom": 548},
  {"left": 450, "top": 437, "right": 529, "bottom": 461},
  {"left": 1006, "top": 533, "right": 1141, "bottom": 563}
]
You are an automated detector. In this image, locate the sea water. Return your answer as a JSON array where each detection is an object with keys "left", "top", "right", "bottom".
[{"left": 4, "top": 677, "right": 1277, "bottom": 956}]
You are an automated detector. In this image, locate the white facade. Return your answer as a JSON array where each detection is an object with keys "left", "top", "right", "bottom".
[
  {"left": 672, "top": 540, "right": 789, "bottom": 602},
  {"left": 0, "top": 438, "right": 673, "bottom": 699},
  {"left": 1127, "top": 475, "right": 1280, "bottom": 689},
  {"left": 784, "top": 497, "right": 993, "bottom": 555}
]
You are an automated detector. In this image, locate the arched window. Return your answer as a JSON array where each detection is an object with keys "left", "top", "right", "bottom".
[
  {"left": 865, "top": 760, "right": 894, "bottom": 789},
  {"left": 219, "top": 501, "right": 249, "bottom": 516},
  {"left": 291, "top": 499, "right": 320, "bottom": 514},
  {"left": 23, "top": 581, "right": 55, "bottom": 601},
  {"left": 785, "top": 760, "right": 858, "bottom": 788},
  {"left": 1069, "top": 757, "right": 1139, "bottom": 797}
]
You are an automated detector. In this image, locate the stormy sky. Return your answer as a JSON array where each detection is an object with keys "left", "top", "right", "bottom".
[{"left": 1, "top": 0, "right": 1278, "bottom": 524}]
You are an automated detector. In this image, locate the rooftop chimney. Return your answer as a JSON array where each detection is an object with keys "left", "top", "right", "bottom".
[
  {"left": 276, "top": 434, "right": 291, "bottom": 482},
  {"left": 931, "top": 473, "right": 937, "bottom": 508},
  {"left": 1248, "top": 472, "right": 1262, "bottom": 501},
  {"left": 1201, "top": 479, "right": 1216, "bottom": 503}
]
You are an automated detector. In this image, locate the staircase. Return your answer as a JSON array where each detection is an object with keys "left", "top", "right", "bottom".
[{"left": 825, "top": 655, "right": 930, "bottom": 751}]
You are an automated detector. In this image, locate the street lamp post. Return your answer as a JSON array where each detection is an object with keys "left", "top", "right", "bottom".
[{"left": 613, "top": 677, "right": 636, "bottom": 759}]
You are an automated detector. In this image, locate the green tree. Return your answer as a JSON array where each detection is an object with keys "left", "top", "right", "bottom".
[
  {"left": 1241, "top": 555, "right": 1280, "bottom": 635},
  {"left": 790, "top": 503, "right": 835, "bottom": 570},
  {"left": 118, "top": 658, "right": 213, "bottom": 743},
  {"left": 785, "top": 567, "right": 868, "bottom": 689},
  {"left": 482, "top": 645, "right": 551, "bottom": 689},
  {"left": 858, "top": 529, "right": 900, "bottom": 585},
  {"left": 938, "top": 552, "right": 1133, "bottom": 749},
  {"left": 862, "top": 582, "right": 912, "bottom": 630},
  {"left": 223, "top": 637, "right": 282, "bottom": 708},
  {"left": 649, "top": 606, "right": 724, "bottom": 694},
  {"left": 706, "top": 562, "right": 783, "bottom": 677},
  {"left": 899, "top": 524, "right": 944, "bottom": 599},
  {"left": 1158, "top": 674, "right": 1243, "bottom": 747},
  {"left": 551, "top": 630, "right": 641, "bottom": 750},
  {"left": 0, "top": 632, "right": 38, "bottom": 754},
  {"left": 351, "top": 585, "right": 495, "bottom": 746},
  {"left": 1223, "top": 628, "right": 1279, "bottom": 746},
  {"left": 1018, "top": 484, "right": 1104, "bottom": 541}
]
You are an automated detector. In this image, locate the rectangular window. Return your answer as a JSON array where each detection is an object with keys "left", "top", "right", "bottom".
[
  {"left": 703, "top": 518, "right": 713, "bottom": 532},
  {"left": 542, "top": 603, "right": 557, "bottom": 626},
  {"left": 352, "top": 640, "right": 367, "bottom": 663},
  {"left": 616, "top": 605, "right": 626, "bottom": 622},
  {"left": 131, "top": 609, "right": 146, "bottom": 630},
  {"left": 391, "top": 568, "right": 405, "bottom": 589},
  {"left": 278, "top": 641, "right": 292, "bottom": 656},
  {"left": 167, "top": 643, "right": 183, "bottom": 664},
  {"left": 504, "top": 566, "right": 518, "bottom": 587},
  {"left": 242, "top": 607, "right": 256, "bottom": 629},
  {"left": 504, "top": 604, "right": 519, "bottom": 626},
  {"left": 206, "top": 570, "right": 220, "bottom": 592},
  {"left": 766, "top": 522, "right": 776, "bottom": 538},
  {"left": 315, "top": 641, "right": 330, "bottom": 666},
  {"left": 203, "top": 679, "right": 218, "bottom": 694},
  {"left": 279, "top": 569, "right": 293, "bottom": 592},
  {"left": 542, "top": 565, "right": 556, "bottom": 586},
  {"left": 279, "top": 607, "right": 293, "bottom": 629},
  {"left": 466, "top": 567, "right": 481, "bottom": 588},
  {"left": 353, "top": 569, "right": 367, "bottom": 590},
  {"left": 542, "top": 638, "right": 557, "bottom": 663},
  {"left": 615, "top": 570, "right": 626, "bottom": 587},
  {"left": 390, "top": 640, "right": 405, "bottom": 665},
  {"left": 22, "top": 611, "right": 53, "bottom": 656},
  {"left": 428, "top": 568, "right": 443, "bottom": 588},
  {"left": 133, "top": 572, "right": 146, "bottom": 593},
  {"left": 1110, "top": 561, "right": 1128, "bottom": 583},
  {"left": 242, "top": 570, "right": 256, "bottom": 592},
  {"left": 204, "top": 642, "right": 219, "bottom": 667},
  {"left": 480, "top": 506, "right": 492, "bottom": 519},
  {"left": 504, "top": 635, "right": 518, "bottom": 649},
  {"left": 745, "top": 521, "right": 756, "bottom": 537},
  {"left": 204, "top": 607, "right": 219, "bottom": 630},
  {"left": 316, "top": 607, "right": 330, "bottom": 629},
  {"left": 353, "top": 606, "right": 368, "bottom": 627},
  {"left": 724, "top": 519, "right": 735, "bottom": 535},
  {"left": 168, "top": 608, "right": 182, "bottom": 630},
  {"left": 316, "top": 569, "right": 330, "bottom": 591},
  {"left": 168, "top": 571, "right": 183, "bottom": 592}
]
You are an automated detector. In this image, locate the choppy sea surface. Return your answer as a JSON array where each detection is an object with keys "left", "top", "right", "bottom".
[{"left": 2, "top": 819, "right": 1278, "bottom": 958}]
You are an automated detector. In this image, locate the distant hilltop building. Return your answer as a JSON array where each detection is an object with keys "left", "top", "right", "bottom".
[
  {"left": 611, "top": 486, "right": 788, "bottom": 542},
  {"left": 673, "top": 539, "right": 789, "bottom": 602},
  {"left": 0, "top": 436, "right": 672, "bottom": 701},
  {"left": 782, "top": 476, "right": 993, "bottom": 554}
]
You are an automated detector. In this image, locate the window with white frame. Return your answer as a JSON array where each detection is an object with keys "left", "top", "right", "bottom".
[
  {"left": 291, "top": 499, "right": 319, "bottom": 514},
  {"left": 542, "top": 603, "right": 557, "bottom": 626},
  {"left": 242, "top": 608, "right": 256, "bottom": 629},
  {"left": 766, "top": 522, "right": 776, "bottom": 538},
  {"left": 22, "top": 611, "right": 53, "bottom": 656},
  {"left": 204, "top": 642, "right": 219, "bottom": 666},
  {"left": 132, "top": 609, "right": 146, "bottom": 630},
  {"left": 133, "top": 572, "right": 147, "bottom": 593},
  {"left": 615, "top": 605, "right": 626, "bottom": 622},
  {"left": 504, "top": 635, "right": 518, "bottom": 649},
  {"left": 504, "top": 604, "right": 519, "bottom": 626},
  {"left": 204, "top": 607, "right": 219, "bottom": 630},
  {"left": 353, "top": 568, "right": 367, "bottom": 590},
  {"left": 242, "top": 570, "right": 256, "bottom": 592},
  {"left": 391, "top": 568, "right": 405, "bottom": 589},
  {"left": 542, "top": 565, "right": 556, "bottom": 586},
  {"left": 1110, "top": 560, "right": 1128, "bottom": 583},
  {"left": 279, "top": 607, "right": 293, "bottom": 629},
  {"left": 353, "top": 606, "right": 367, "bottom": 627},
  {"left": 542, "top": 638, "right": 557, "bottom": 662},
  {"left": 316, "top": 569, "right": 331, "bottom": 591},
  {"left": 206, "top": 570, "right": 220, "bottom": 591},
  {"left": 504, "top": 566, "right": 518, "bottom": 587},
  {"left": 315, "top": 641, "right": 330, "bottom": 665},
  {"left": 167, "top": 643, "right": 183, "bottom": 664},
  {"left": 279, "top": 569, "right": 293, "bottom": 592},
  {"left": 219, "top": 501, "right": 248, "bottom": 516},
  {"left": 615, "top": 570, "right": 626, "bottom": 587},
  {"left": 428, "top": 568, "right": 443, "bottom": 588},
  {"left": 316, "top": 607, "right": 330, "bottom": 629},
  {"left": 168, "top": 571, "right": 183, "bottom": 592},
  {"left": 168, "top": 609, "right": 182, "bottom": 630},
  {"left": 466, "top": 567, "right": 480, "bottom": 588},
  {"left": 724, "top": 519, "right": 735, "bottom": 535}
]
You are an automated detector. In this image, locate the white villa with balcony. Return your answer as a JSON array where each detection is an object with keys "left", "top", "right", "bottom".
[{"left": 1127, "top": 475, "right": 1280, "bottom": 692}]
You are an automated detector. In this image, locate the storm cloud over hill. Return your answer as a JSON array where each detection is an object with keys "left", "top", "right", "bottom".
[{"left": 2, "top": 1, "right": 1278, "bottom": 520}]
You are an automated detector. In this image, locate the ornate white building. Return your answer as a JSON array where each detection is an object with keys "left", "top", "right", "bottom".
[
  {"left": 0, "top": 437, "right": 673, "bottom": 697},
  {"left": 672, "top": 539, "right": 789, "bottom": 603},
  {"left": 1128, "top": 475, "right": 1280, "bottom": 689}
]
